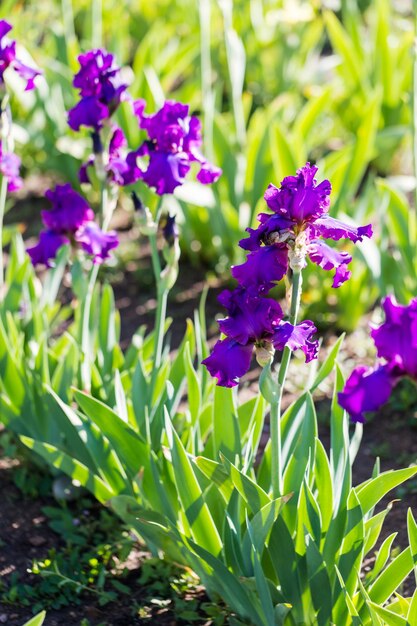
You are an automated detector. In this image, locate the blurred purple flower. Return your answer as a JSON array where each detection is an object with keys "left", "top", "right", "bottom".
[
  {"left": 41, "top": 184, "right": 94, "bottom": 233},
  {"left": 234, "top": 163, "right": 372, "bottom": 293},
  {"left": 0, "top": 20, "right": 40, "bottom": 90},
  {"left": 68, "top": 49, "right": 128, "bottom": 130},
  {"left": 74, "top": 222, "right": 118, "bottom": 264},
  {"left": 28, "top": 185, "right": 117, "bottom": 267},
  {"left": 0, "top": 141, "right": 22, "bottom": 191},
  {"left": 371, "top": 295, "right": 417, "bottom": 378},
  {"left": 338, "top": 364, "right": 395, "bottom": 423},
  {"left": 129, "top": 99, "right": 221, "bottom": 195},
  {"left": 27, "top": 230, "right": 69, "bottom": 267},
  {"left": 338, "top": 295, "right": 417, "bottom": 422}
]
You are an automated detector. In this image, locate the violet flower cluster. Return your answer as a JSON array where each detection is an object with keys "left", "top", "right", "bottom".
[
  {"left": 69, "top": 48, "right": 221, "bottom": 195},
  {"left": 27, "top": 184, "right": 118, "bottom": 267},
  {"left": 0, "top": 20, "right": 40, "bottom": 192},
  {"left": 127, "top": 99, "right": 222, "bottom": 195},
  {"left": 0, "top": 20, "right": 40, "bottom": 92},
  {"left": 68, "top": 49, "right": 128, "bottom": 131},
  {"left": 338, "top": 296, "right": 417, "bottom": 423},
  {"left": 203, "top": 163, "right": 372, "bottom": 388},
  {"left": 0, "top": 141, "right": 22, "bottom": 191}
]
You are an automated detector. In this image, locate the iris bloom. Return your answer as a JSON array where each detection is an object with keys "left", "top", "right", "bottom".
[
  {"left": 41, "top": 184, "right": 94, "bottom": 233},
  {"left": 28, "top": 184, "right": 118, "bottom": 267},
  {"left": 74, "top": 222, "right": 118, "bottom": 265},
  {"left": 129, "top": 100, "right": 221, "bottom": 195},
  {"left": 0, "top": 141, "right": 22, "bottom": 192},
  {"left": 202, "top": 288, "right": 318, "bottom": 387},
  {"left": 338, "top": 295, "right": 417, "bottom": 422},
  {"left": 68, "top": 49, "right": 128, "bottom": 131},
  {"left": 0, "top": 20, "right": 40, "bottom": 91},
  {"left": 233, "top": 163, "right": 372, "bottom": 293},
  {"left": 27, "top": 230, "right": 69, "bottom": 267}
]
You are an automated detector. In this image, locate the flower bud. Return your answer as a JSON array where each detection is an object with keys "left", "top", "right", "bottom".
[
  {"left": 132, "top": 192, "right": 157, "bottom": 235},
  {"left": 160, "top": 259, "right": 179, "bottom": 291},
  {"left": 259, "top": 364, "right": 279, "bottom": 403},
  {"left": 160, "top": 213, "right": 179, "bottom": 247},
  {"left": 255, "top": 341, "right": 274, "bottom": 367}
]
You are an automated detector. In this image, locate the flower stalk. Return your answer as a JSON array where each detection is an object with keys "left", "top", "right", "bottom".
[
  {"left": 268, "top": 269, "right": 303, "bottom": 499},
  {"left": 0, "top": 172, "right": 7, "bottom": 297}
]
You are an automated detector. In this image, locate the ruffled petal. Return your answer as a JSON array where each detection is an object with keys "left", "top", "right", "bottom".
[
  {"left": 202, "top": 338, "right": 253, "bottom": 387},
  {"left": 313, "top": 215, "right": 372, "bottom": 242},
  {"left": 79, "top": 157, "right": 95, "bottom": 184},
  {"left": 140, "top": 150, "right": 190, "bottom": 195},
  {"left": 27, "top": 230, "right": 69, "bottom": 267},
  {"left": 307, "top": 239, "right": 352, "bottom": 288},
  {"left": 12, "top": 59, "right": 40, "bottom": 91},
  {"left": 338, "top": 364, "right": 394, "bottom": 423},
  {"left": 273, "top": 320, "right": 318, "bottom": 362},
  {"left": 68, "top": 97, "right": 109, "bottom": 130},
  {"left": 264, "top": 163, "right": 331, "bottom": 223},
  {"left": 42, "top": 184, "right": 94, "bottom": 233},
  {"left": 217, "top": 288, "right": 283, "bottom": 344},
  {"left": 0, "top": 20, "right": 13, "bottom": 40},
  {"left": 232, "top": 245, "right": 288, "bottom": 293},
  {"left": 196, "top": 162, "right": 222, "bottom": 184},
  {"left": 75, "top": 222, "right": 118, "bottom": 264}
]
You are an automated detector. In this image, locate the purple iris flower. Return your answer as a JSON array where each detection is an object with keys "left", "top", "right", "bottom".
[
  {"left": 27, "top": 230, "right": 69, "bottom": 267},
  {"left": 28, "top": 185, "right": 118, "bottom": 267},
  {"left": 41, "top": 184, "right": 94, "bottom": 233},
  {"left": 202, "top": 288, "right": 318, "bottom": 387},
  {"left": 0, "top": 20, "right": 40, "bottom": 90},
  {"left": 129, "top": 99, "right": 222, "bottom": 195},
  {"left": 0, "top": 141, "right": 22, "bottom": 192},
  {"left": 338, "top": 295, "right": 417, "bottom": 422},
  {"left": 233, "top": 163, "right": 372, "bottom": 293},
  {"left": 68, "top": 49, "right": 128, "bottom": 130},
  {"left": 74, "top": 222, "right": 119, "bottom": 265}
]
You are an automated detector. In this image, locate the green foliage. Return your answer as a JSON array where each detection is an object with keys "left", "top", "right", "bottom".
[
  {"left": 20, "top": 333, "right": 417, "bottom": 625},
  {"left": 22, "top": 612, "right": 46, "bottom": 626}
]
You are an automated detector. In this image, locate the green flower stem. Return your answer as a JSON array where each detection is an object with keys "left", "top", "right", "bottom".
[
  {"left": 101, "top": 183, "right": 111, "bottom": 231},
  {"left": 80, "top": 262, "right": 100, "bottom": 391},
  {"left": 80, "top": 164, "right": 112, "bottom": 391},
  {"left": 269, "top": 396, "right": 282, "bottom": 498},
  {"left": 270, "top": 269, "right": 303, "bottom": 498},
  {"left": 149, "top": 230, "right": 168, "bottom": 395},
  {"left": 0, "top": 173, "right": 7, "bottom": 299}
]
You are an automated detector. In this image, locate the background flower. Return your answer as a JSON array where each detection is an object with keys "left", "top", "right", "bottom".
[
  {"left": 0, "top": 20, "right": 40, "bottom": 90},
  {"left": 339, "top": 295, "right": 417, "bottom": 421},
  {"left": 129, "top": 99, "right": 221, "bottom": 195},
  {"left": 68, "top": 49, "right": 128, "bottom": 130}
]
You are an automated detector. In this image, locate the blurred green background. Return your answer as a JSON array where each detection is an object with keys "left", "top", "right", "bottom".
[{"left": 4, "top": 0, "right": 416, "bottom": 329}]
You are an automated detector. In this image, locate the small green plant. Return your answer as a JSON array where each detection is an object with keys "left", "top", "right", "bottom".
[{"left": 1, "top": 496, "right": 134, "bottom": 613}]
